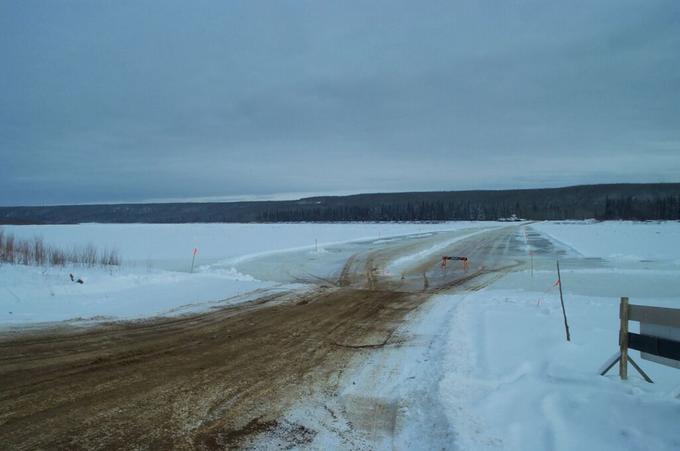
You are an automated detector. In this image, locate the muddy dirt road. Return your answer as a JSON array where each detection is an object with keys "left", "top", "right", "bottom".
[{"left": 0, "top": 225, "right": 526, "bottom": 450}]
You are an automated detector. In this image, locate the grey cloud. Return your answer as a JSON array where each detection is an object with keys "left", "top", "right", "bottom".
[{"left": 1, "top": 0, "right": 679, "bottom": 205}]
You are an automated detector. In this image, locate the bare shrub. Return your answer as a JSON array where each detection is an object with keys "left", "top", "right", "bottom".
[
  {"left": 0, "top": 229, "right": 120, "bottom": 268},
  {"left": 110, "top": 250, "right": 121, "bottom": 266},
  {"left": 81, "top": 244, "right": 98, "bottom": 267},
  {"left": 99, "top": 249, "right": 121, "bottom": 266},
  {"left": 66, "top": 246, "right": 78, "bottom": 265},
  {"left": 33, "top": 237, "right": 46, "bottom": 266},
  {"left": 49, "top": 248, "right": 66, "bottom": 266},
  {"left": 4, "top": 234, "right": 15, "bottom": 263},
  {"left": 16, "top": 240, "right": 31, "bottom": 265}
]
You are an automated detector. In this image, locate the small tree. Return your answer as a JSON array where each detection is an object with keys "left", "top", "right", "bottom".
[{"left": 4, "top": 234, "right": 15, "bottom": 263}]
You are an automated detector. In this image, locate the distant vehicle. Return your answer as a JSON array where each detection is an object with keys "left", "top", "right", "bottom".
[{"left": 499, "top": 214, "right": 522, "bottom": 222}]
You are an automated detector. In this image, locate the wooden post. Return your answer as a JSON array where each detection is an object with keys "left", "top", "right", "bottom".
[
  {"left": 556, "top": 260, "right": 571, "bottom": 341},
  {"left": 530, "top": 252, "right": 534, "bottom": 278},
  {"left": 619, "top": 297, "right": 629, "bottom": 380}
]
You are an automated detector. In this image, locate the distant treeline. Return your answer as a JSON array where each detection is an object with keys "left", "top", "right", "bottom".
[{"left": 1, "top": 183, "right": 679, "bottom": 224}]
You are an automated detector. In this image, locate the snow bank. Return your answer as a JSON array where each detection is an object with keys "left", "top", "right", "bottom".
[
  {"left": 437, "top": 222, "right": 680, "bottom": 450},
  {"left": 0, "top": 264, "right": 279, "bottom": 326},
  {"left": 439, "top": 286, "right": 680, "bottom": 451}
]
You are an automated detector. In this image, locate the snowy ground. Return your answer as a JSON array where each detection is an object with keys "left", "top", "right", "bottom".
[
  {"left": 442, "top": 222, "right": 680, "bottom": 450},
  {"left": 438, "top": 286, "right": 680, "bottom": 451},
  {"left": 0, "top": 222, "right": 493, "bottom": 326},
  {"left": 1, "top": 222, "right": 491, "bottom": 271},
  {"left": 532, "top": 220, "right": 680, "bottom": 262},
  {"left": 1, "top": 220, "right": 679, "bottom": 450},
  {"left": 0, "top": 264, "right": 283, "bottom": 325}
]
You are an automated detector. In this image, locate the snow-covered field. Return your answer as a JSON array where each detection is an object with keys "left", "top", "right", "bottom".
[
  {"left": 1, "top": 220, "right": 679, "bottom": 450},
  {"left": 533, "top": 220, "right": 680, "bottom": 262},
  {"left": 0, "top": 222, "right": 491, "bottom": 325},
  {"left": 1, "top": 222, "right": 489, "bottom": 270}
]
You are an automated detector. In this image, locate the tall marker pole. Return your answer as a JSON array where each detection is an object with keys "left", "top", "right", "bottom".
[
  {"left": 556, "top": 260, "right": 571, "bottom": 341},
  {"left": 619, "top": 296, "right": 629, "bottom": 380},
  {"left": 190, "top": 248, "right": 198, "bottom": 273},
  {"left": 525, "top": 227, "right": 533, "bottom": 278}
]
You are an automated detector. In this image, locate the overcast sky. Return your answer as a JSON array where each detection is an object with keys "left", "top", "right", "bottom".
[{"left": 1, "top": 1, "right": 679, "bottom": 206}]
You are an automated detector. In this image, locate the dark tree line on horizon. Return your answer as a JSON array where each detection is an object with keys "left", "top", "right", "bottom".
[
  {"left": 256, "top": 196, "right": 680, "bottom": 222},
  {"left": 1, "top": 184, "right": 679, "bottom": 224}
]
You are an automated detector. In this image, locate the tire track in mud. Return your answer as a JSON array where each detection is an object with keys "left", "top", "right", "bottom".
[
  {"left": 337, "top": 254, "right": 356, "bottom": 287},
  {"left": 0, "top": 225, "right": 525, "bottom": 450},
  {"left": 0, "top": 288, "right": 428, "bottom": 450}
]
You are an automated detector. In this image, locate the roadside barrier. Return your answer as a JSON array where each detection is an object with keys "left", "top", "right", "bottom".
[
  {"left": 441, "top": 256, "right": 469, "bottom": 272},
  {"left": 600, "top": 297, "right": 680, "bottom": 383}
]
